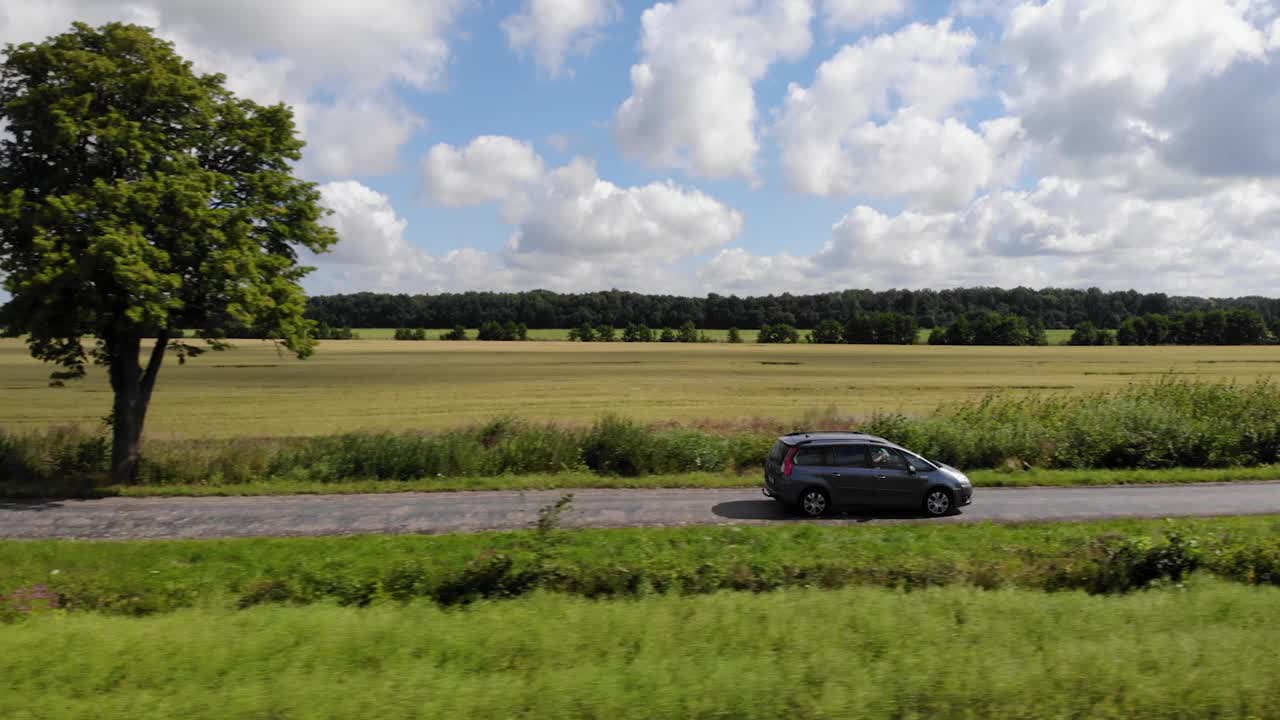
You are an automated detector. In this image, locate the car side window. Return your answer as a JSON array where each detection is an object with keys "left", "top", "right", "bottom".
[
  {"left": 829, "top": 445, "right": 868, "bottom": 467},
  {"left": 793, "top": 446, "right": 827, "bottom": 466},
  {"left": 868, "top": 445, "right": 909, "bottom": 471}
]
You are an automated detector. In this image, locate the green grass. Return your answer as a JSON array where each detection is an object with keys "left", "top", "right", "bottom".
[
  {"left": 4, "top": 515, "right": 1279, "bottom": 616},
  {"left": 8, "top": 465, "right": 1274, "bottom": 498},
  {"left": 2, "top": 580, "right": 1278, "bottom": 719},
  {"left": 5, "top": 337, "right": 1280, "bottom": 438}
]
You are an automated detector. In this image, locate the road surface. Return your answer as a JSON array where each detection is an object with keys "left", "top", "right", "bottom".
[{"left": 3, "top": 481, "right": 1280, "bottom": 540}]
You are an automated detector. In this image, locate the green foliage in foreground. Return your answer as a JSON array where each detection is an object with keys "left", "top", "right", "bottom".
[
  {"left": 3, "top": 581, "right": 1279, "bottom": 720},
  {"left": 3, "top": 516, "right": 1280, "bottom": 620}
]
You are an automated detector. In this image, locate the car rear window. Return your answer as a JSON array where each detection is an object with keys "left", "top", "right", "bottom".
[
  {"left": 768, "top": 441, "right": 788, "bottom": 465},
  {"left": 793, "top": 446, "right": 827, "bottom": 466}
]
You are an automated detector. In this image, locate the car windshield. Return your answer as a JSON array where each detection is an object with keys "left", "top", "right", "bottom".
[{"left": 904, "top": 452, "right": 937, "bottom": 472}]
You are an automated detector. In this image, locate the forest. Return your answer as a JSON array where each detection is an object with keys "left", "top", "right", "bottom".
[{"left": 303, "top": 287, "right": 1280, "bottom": 331}]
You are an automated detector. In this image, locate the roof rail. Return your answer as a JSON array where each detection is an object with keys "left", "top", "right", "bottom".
[{"left": 783, "top": 430, "right": 870, "bottom": 437}]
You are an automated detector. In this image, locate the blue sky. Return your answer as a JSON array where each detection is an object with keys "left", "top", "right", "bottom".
[{"left": 4, "top": 0, "right": 1280, "bottom": 297}]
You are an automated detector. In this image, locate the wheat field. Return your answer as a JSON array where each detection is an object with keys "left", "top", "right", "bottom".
[{"left": 2, "top": 338, "right": 1277, "bottom": 438}]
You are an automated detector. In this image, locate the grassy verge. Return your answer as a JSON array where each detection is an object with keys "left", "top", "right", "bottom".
[
  {"left": 4, "top": 516, "right": 1279, "bottom": 618},
  {"left": 8, "top": 379, "right": 1280, "bottom": 498},
  {"left": 2, "top": 580, "right": 1277, "bottom": 720},
  {"left": 4, "top": 465, "right": 1276, "bottom": 498}
]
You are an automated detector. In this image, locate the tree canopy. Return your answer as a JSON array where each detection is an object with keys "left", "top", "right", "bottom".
[{"left": 0, "top": 23, "right": 336, "bottom": 481}]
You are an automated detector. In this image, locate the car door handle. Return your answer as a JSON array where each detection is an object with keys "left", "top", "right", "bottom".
[
  {"left": 875, "top": 474, "right": 887, "bottom": 480},
  {"left": 831, "top": 472, "right": 841, "bottom": 478}
]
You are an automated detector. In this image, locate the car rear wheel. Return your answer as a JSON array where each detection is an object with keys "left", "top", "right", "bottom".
[
  {"left": 797, "top": 488, "right": 831, "bottom": 518},
  {"left": 923, "top": 488, "right": 954, "bottom": 517}
]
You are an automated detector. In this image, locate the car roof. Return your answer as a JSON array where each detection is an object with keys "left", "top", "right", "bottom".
[{"left": 779, "top": 431, "right": 891, "bottom": 446}]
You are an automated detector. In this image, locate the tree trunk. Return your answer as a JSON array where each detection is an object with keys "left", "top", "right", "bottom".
[{"left": 108, "top": 331, "right": 169, "bottom": 485}]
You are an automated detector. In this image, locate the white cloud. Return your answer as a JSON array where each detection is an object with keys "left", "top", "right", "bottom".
[
  {"left": 508, "top": 157, "right": 743, "bottom": 262},
  {"left": 776, "top": 20, "right": 1023, "bottom": 210},
  {"left": 700, "top": 177, "right": 1280, "bottom": 296},
  {"left": 299, "top": 99, "right": 424, "bottom": 179},
  {"left": 316, "top": 137, "right": 744, "bottom": 293},
  {"left": 424, "top": 136, "right": 547, "bottom": 207},
  {"left": 821, "top": 0, "right": 908, "bottom": 31},
  {"left": 1003, "top": 0, "right": 1275, "bottom": 180},
  {"left": 0, "top": 0, "right": 465, "bottom": 180},
  {"left": 502, "top": 0, "right": 621, "bottom": 76},
  {"left": 311, "top": 181, "right": 506, "bottom": 294},
  {"left": 614, "top": 0, "right": 815, "bottom": 180}
]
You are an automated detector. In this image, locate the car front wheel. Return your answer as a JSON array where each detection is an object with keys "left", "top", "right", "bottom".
[
  {"left": 798, "top": 488, "right": 831, "bottom": 518},
  {"left": 923, "top": 488, "right": 954, "bottom": 517}
]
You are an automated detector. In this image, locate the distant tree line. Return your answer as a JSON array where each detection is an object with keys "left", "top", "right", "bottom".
[
  {"left": 303, "top": 287, "right": 1280, "bottom": 331},
  {"left": 756, "top": 313, "right": 918, "bottom": 344},
  {"left": 1115, "top": 310, "right": 1270, "bottom": 345},
  {"left": 927, "top": 313, "right": 1049, "bottom": 346}
]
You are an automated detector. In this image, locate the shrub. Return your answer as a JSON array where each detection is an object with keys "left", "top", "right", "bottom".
[
  {"left": 440, "top": 326, "right": 467, "bottom": 341},
  {"left": 580, "top": 415, "right": 652, "bottom": 476},
  {"left": 567, "top": 323, "right": 595, "bottom": 342},
  {"left": 622, "top": 323, "right": 653, "bottom": 342},
  {"left": 757, "top": 324, "right": 799, "bottom": 344},
  {"left": 659, "top": 328, "right": 676, "bottom": 342},
  {"left": 676, "top": 321, "right": 699, "bottom": 343},
  {"left": 476, "top": 321, "right": 528, "bottom": 341},
  {"left": 726, "top": 327, "right": 741, "bottom": 344},
  {"left": 808, "top": 319, "right": 844, "bottom": 344}
]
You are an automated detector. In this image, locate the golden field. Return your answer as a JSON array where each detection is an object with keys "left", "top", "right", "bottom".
[{"left": 1, "top": 338, "right": 1277, "bottom": 439}]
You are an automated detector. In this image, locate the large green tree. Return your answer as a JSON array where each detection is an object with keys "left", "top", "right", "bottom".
[{"left": 0, "top": 23, "right": 336, "bottom": 483}]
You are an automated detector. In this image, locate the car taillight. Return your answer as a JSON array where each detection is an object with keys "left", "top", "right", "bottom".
[{"left": 783, "top": 447, "right": 798, "bottom": 478}]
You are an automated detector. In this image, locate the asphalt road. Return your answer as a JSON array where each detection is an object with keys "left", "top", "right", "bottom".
[{"left": 3, "top": 481, "right": 1280, "bottom": 540}]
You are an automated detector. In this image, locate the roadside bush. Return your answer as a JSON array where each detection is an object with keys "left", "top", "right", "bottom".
[
  {"left": 1048, "top": 532, "right": 1202, "bottom": 594},
  {"left": 645, "top": 430, "right": 731, "bottom": 473},
  {"left": 580, "top": 415, "right": 652, "bottom": 476},
  {"left": 0, "top": 426, "right": 109, "bottom": 491}
]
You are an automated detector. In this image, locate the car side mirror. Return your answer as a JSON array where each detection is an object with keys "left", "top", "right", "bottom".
[{"left": 907, "top": 465, "right": 917, "bottom": 475}]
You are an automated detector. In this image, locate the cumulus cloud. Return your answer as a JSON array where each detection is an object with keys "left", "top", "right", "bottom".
[
  {"left": 614, "top": 0, "right": 815, "bottom": 180},
  {"left": 310, "top": 181, "right": 507, "bottom": 294},
  {"left": 299, "top": 99, "right": 424, "bottom": 179},
  {"left": 701, "top": 177, "right": 1280, "bottom": 296},
  {"left": 0, "top": 0, "right": 465, "bottom": 180},
  {"left": 508, "top": 157, "right": 743, "bottom": 262},
  {"left": 502, "top": 0, "right": 621, "bottom": 76},
  {"left": 423, "top": 136, "right": 547, "bottom": 208},
  {"left": 776, "top": 20, "right": 1025, "bottom": 210},
  {"left": 1002, "top": 0, "right": 1277, "bottom": 183},
  {"left": 821, "top": 0, "right": 908, "bottom": 31},
  {"left": 318, "top": 136, "right": 744, "bottom": 293}
]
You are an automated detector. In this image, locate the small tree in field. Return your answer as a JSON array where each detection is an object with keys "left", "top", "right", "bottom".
[
  {"left": 726, "top": 327, "right": 741, "bottom": 344},
  {"left": 0, "top": 23, "right": 337, "bottom": 483}
]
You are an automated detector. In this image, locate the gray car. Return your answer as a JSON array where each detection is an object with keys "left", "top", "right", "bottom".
[{"left": 762, "top": 431, "right": 973, "bottom": 518}]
